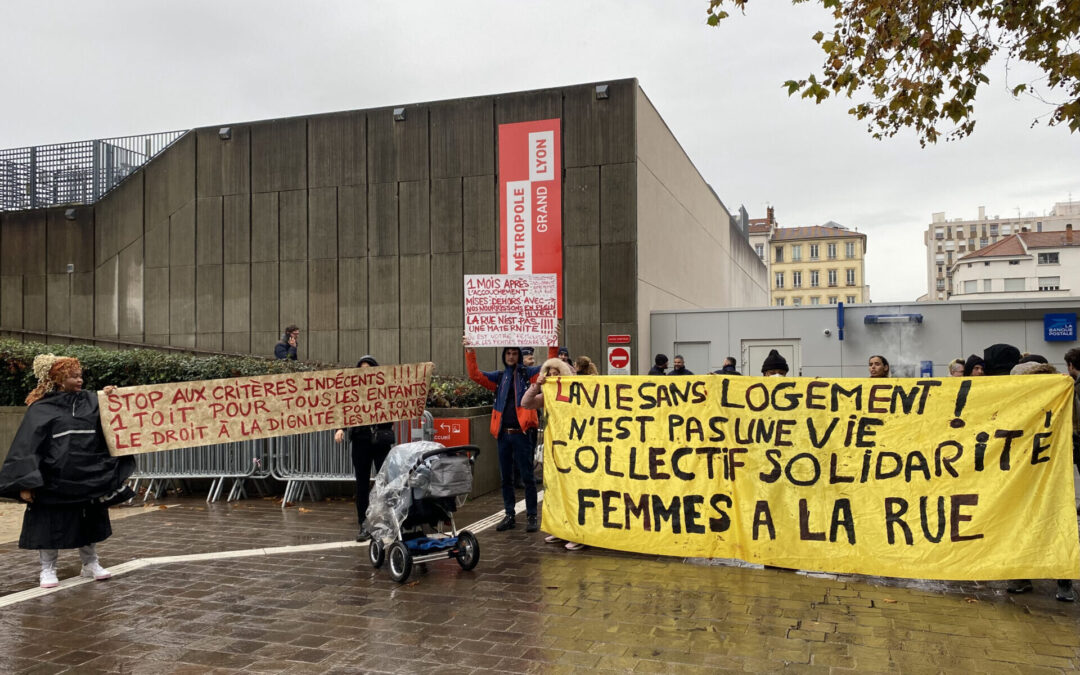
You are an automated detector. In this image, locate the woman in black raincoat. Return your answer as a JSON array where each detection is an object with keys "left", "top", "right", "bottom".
[
  {"left": 334, "top": 355, "right": 395, "bottom": 541},
  {"left": 0, "top": 354, "right": 135, "bottom": 588}
]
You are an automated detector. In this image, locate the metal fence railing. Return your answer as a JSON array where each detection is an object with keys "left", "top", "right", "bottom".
[
  {"left": 126, "top": 412, "right": 437, "bottom": 506},
  {"left": 270, "top": 412, "right": 435, "bottom": 507},
  {"left": 128, "top": 438, "right": 270, "bottom": 504},
  {"left": 0, "top": 130, "right": 187, "bottom": 211}
]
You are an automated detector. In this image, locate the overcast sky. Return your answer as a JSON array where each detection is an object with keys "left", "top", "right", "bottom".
[{"left": 2, "top": 1, "right": 1077, "bottom": 302}]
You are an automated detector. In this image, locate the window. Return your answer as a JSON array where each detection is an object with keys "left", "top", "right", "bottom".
[
  {"left": 947, "top": 252, "right": 953, "bottom": 264},
  {"left": 846, "top": 269, "right": 856, "bottom": 286},
  {"left": 1038, "top": 252, "right": 1059, "bottom": 264},
  {"left": 1037, "top": 221, "right": 1043, "bottom": 232},
  {"left": 810, "top": 270, "right": 819, "bottom": 287},
  {"left": 792, "top": 297, "right": 802, "bottom": 306},
  {"left": 969, "top": 224, "right": 977, "bottom": 235},
  {"left": 935, "top": 228, "right": 944, "bottom": 240},
  {"left": 845, "top": 241, "right": 856, "bottom": 258},
  {"left": 964, "top": 280, "right": 978, "bottom": 293},
  {"left": 936, "top": 279, "right": 945, "bottom": 291},
  {"left": 979, "top": 238, "right": 988, "bottom": 247},
  {"left": 983, "top": 261, "right": 990, "bottom": 266},
  {"left": 775, "top": 298, "right": 785, "bottom": 306},
  {"left": 828, "top": 295, "right": 838, "bottom": 304},
  {"left": 1001, "top": 224, "right": 1011, "bottom": 235},
  {"left": 957, "top": 230, "right": 965, "bottom": 239},
  {"left": 775, "top": 246, "right": 784, "bottom": 263},
  {"left": 827, "top": 243, "right": 837, "bottom": 259},
  {"left": 989, "top": 224, "right": 998, "bottom": 236},
  {"left": 1039, "top": 276, "right": 1061, "bottom": 291},
  {"left": 983, "top": 279, "right": 992, "bottom": 292},
  {"left": 944, "top": 240, "right": 955, "bottom": 250},
  {"left": 791, "top": 244, "right": 802, "bottom": 261},
  {"left": 775, "top": 272, "right": 784, "bottom": 289},
  {"left": 755, "top": 244, "right": 764, "bottom": 260},
  {"left": 1004, "top": 278, "right": 1025, "bottom": 292},
  {"left": 792, "top": 271, "right": 802, "bottom": 288},
  {"left": 846, "top": 295, "right": 856, "bottom": 304},
  {"left": 810, "top": 297, "right": 820, "bottom": 305},
  {"left": 828, "top": 269, "right": 838, "bottom": 286},
  {"left": 809, "top": 244, "right": 819, "bottom": 260}
]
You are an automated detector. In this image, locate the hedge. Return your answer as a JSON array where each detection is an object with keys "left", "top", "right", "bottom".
[{"left": 0, "top": 339, "right": 493, "bottom": 409}]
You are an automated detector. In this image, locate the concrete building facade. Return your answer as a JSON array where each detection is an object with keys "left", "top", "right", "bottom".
[
  {"left": 0, "top": 80, "right": 768, "bottom": 375},
  {"left": 950, "top": 228, "right": 1080, "bottom": 300},
  {"left": 923, "top": 201, "right": 1080, "bottom": 301}
]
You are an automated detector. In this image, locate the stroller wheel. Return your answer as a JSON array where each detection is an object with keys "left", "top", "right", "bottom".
[
  {"left": 388, "top": 541, "right": 413, "bottom": 583},
  {"left": 455, "top": 530, "right": 480, "bottom": 571},
  {"left": 369, "top": 539, "right": 385, "bottom": 569}
]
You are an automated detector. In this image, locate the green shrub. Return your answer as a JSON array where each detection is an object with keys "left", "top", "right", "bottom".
[
  {"left": 0, "top": 339, "right": 494, "bottom": 409},
  {"left": 0, "top": 339, "right": 317, "bottom": 406},
  {"left": 426, "top": 375, "right": 495, "bottom": 408}
]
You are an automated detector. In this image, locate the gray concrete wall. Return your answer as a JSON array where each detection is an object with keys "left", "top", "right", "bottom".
[
  {"left": 634, "top": 88, "right": 769, "bottom": 372},
  {"left": 1, "top": 79, "right": 750, "bottom": 378},
  {"left": 651, "top": 298, "right": 1080, "bottom": 377},
  {"left": 0, "top": 407, "right": 23, "bottom": 466}
]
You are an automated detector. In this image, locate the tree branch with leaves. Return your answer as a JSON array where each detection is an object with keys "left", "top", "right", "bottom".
[{"left": 707, "top": 0, "right": 1080, "bottom": 145}]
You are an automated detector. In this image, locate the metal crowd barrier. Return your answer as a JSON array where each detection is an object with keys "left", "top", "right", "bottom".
[
  {"left": 126, "top": 412, "right": 436, "bottom": 505},
  {"left": 128, "top": 438, "right": 270, "bottom": 503},
  {"left": 270, "top": 412, "right": 435, "bottom": 507}
]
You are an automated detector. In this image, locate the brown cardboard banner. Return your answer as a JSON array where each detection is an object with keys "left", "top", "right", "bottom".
[{"left": 98, "top": 363, "right": 434, "bottom": 456}]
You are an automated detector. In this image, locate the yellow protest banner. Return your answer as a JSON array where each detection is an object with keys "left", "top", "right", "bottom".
[
  {"left": 99, "top": 363, "right": 433, "bottom": 456},
  {"left": 541, "top": 374, "right": 1079, "bottom": 580}
]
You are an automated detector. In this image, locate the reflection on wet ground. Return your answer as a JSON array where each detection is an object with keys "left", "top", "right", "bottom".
[{"left": 0, "top": 492, "right": 1076, "bottom": 673}]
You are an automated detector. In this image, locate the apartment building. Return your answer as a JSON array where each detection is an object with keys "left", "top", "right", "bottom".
[
  {"left": 924, "top": 201, "right": 1080, "bottom": 300},
  {"left": 749, "top": 209, "right": 869, "bottom": 306},
  {"left": 950, "top": 226, "right": 1080, "bottom": 300}
]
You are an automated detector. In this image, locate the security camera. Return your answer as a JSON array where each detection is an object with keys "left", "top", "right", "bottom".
[{"left": 823, "top": 328, "right": 832, "bottom": 337}]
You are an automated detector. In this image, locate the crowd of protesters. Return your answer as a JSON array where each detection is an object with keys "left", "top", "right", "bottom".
[{"left": 2, "top": 322, "right": 1077, "bottom": 596}]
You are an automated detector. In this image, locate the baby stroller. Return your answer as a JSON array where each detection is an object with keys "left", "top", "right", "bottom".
[{"left": 365, "top": 441, "right": 481, "bottom": 583}]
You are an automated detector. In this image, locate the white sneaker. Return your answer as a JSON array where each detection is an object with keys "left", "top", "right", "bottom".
[
  {"left": 80, "top": 561, "right": 111, "bottom": 580},
  {"left": 39, "top": 568, "right": 59, "bottom": 588}
]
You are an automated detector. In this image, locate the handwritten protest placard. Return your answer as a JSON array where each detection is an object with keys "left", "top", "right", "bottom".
[
  {"left": 464, "top": 274, "right": 558, "bottom": 347},
  {"left": 541, "top": 374, "right": 1080, "bottom": 580},
  {"left": 99, "top": 363, "right": 433, "bottom": 456}
]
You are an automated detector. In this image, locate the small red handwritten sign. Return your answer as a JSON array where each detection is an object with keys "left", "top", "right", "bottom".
[{"left": 464, "top": 274, "right": 558, "bottom": 348}]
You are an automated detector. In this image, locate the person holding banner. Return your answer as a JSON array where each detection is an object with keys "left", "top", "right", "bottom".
[
  {"left": 1004, "top": 361, "right": 1076, "bottom": 602},
  {"left": 333, "top": 355, "right": 396, "bottom": 542},
  {"left": 0, "top": 355, "right": 135, "bottom": 588},
  {"left": 868, "top": 355, "right": 890, "bottom": 378},
  {"left": 464, "top": 337, "right": 557, "bottom": 532},
  {"left": 522, "top": 357, "right": 587, "bottom": 550}
]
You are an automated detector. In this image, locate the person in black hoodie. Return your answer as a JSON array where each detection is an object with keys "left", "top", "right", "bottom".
[
  {"left": 274, "top": 325, "right": 299, "bottom": 360},
  {"left": 648, "top": 354, "right": 669, "bottom": 375},
  {"left": 0, "top": 354, "right": 135, "bottom": 588},
  {"left": 334, "top": 355, "right": 395, "bottom": 541}
]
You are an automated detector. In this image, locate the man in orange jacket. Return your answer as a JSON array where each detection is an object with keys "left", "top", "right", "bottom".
[{"left": 464, "top": 337, "right": 558, "bottom": 532}]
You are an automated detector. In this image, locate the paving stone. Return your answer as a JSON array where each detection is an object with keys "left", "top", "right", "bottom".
[{"left": 0, "top": 494, "right": 1077, "bottom": 674}]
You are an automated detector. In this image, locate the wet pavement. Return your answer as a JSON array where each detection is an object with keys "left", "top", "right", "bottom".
[{"left": 0, "top": 491, "right": 1078, "bottom": 674}]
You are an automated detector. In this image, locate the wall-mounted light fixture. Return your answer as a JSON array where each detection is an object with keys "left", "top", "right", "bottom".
[
  {"left": 66, "top": 263, "right": 75, "bottom": 273},
  {"left": 863, "top": 314, "right": 924, "bottom": 325},
  {"left": 595, "top": 84, "right": 610, "bottom": 100},
  {"left": 64, "top": 208, "right": 76, "bottom": 221},
  {"left": 393, "top": 107, "right": 406, "bottom": 122},
  {"left": 218, "top": 127, "right": 232, "bottom": 140}
]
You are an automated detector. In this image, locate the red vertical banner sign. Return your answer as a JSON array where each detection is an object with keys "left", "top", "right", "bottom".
[{"left": 498, "top": 119, "right": 563, "bottom": 316}]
